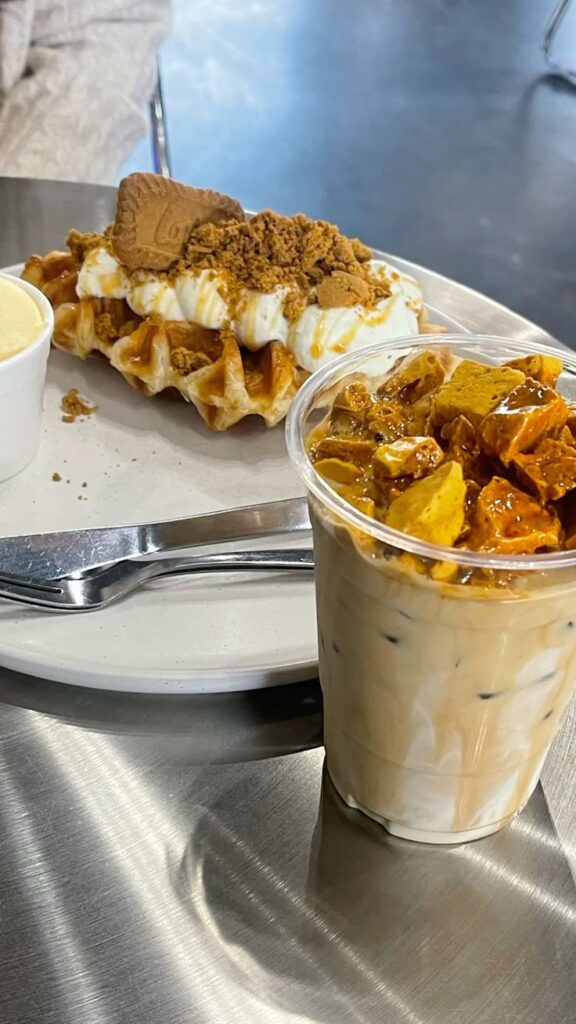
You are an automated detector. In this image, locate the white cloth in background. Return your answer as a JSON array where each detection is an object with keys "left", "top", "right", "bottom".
[{"left": 0, "top": 0, "right": 171, "bottom": 184}]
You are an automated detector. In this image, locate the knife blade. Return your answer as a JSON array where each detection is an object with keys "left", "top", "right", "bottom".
[{"left": 0, "top": 497, "right": 311, "bottom": 580}]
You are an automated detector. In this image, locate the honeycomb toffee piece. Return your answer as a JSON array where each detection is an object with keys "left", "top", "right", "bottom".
[
  {"left": 512, "top": 437, "right": 576, "bottom": 502},
  {"left": 384, "top": 461, "right": 466, "bottom": 547},
  {"left": 308, "top": 347, "right": 576, "bottom": 563},
  {"left": 505, "top": 353, "right": 563, "bottom": 389},
  {"left": 479, "top": 377, "right": 568, "bottom": 464},
  {"left": 373, "top": 436, "right": 444, "bottom": 480},
  {"left": 312, "top": 435, "right": 375, "bottom": 467},
  {"left": 441, "top": 414, "right": 489, "bottom": 482},
  {"left": 378, "top": 349, "right": 450, "bottom": 403},
  {"left": 467, "top": 477, "right": 561, "bottom": 554},
  {"left": 329, "top": 381, "right": 373, "bottom": 436},
  {"left": 432, "top": 360, "right": 525, "bottom": 428}
]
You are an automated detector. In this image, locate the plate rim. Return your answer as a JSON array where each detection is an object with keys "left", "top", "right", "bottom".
[{"left": 0, "top": 642, "right": 319, "bottom": 692}]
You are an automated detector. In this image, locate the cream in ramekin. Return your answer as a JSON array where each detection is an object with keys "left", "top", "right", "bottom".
[{"left": 0, "top": 272, "right": 54, "bottom": 481}]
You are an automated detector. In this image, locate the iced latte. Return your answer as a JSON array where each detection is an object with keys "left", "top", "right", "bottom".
[{"left": 287, "top": 336, "right": 576, "bottom": 843}]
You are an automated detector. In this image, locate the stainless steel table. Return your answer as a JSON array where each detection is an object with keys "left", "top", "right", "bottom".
[{"left": 1, "top": 178, "right": 575, "bottom": 1024}]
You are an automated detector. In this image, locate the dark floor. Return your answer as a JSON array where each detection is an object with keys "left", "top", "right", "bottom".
[{"left": 122, "top": 0, "right": 576, "bottom": 344}]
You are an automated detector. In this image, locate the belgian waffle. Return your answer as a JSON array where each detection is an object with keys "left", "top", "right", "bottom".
[{"left": 22, "top": 252, "right": 306, "bottom": 430}]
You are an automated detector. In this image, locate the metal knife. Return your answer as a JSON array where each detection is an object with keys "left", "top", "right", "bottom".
[{"left": 0, "top": 497, "right": 311, "bottom": 580}]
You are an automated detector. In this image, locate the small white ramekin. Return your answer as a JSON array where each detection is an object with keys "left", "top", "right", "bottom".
[{"left": 0, "top": 272, "right": 54, "bottom": 482}]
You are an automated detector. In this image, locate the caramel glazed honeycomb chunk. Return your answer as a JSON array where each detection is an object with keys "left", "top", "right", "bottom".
[{"left": 309, "top": 348, "right": 576, "bottom": 564}]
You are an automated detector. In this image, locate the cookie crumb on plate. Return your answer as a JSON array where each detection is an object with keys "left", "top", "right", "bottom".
[{"left": 61, "top": 388, "right": 98, "bottom": 422}]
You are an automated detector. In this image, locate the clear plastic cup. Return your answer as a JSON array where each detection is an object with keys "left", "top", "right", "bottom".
[{"left": 286, "top": 335, "right": 576, "bottom": 844}]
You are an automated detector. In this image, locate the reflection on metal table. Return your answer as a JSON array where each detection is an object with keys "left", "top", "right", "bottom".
[{"left": 0, "top": 178, "right": 575, "bottom": 1024}]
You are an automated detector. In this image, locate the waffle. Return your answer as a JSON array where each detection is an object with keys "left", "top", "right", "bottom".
[
  {"left": 22, "top": 252, "right": 306, "bottom": 430},
  {"left": 22, "top": 251, "right": 79, "bottom": 305}
]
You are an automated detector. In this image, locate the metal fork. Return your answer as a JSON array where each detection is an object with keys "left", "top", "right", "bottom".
[{"left": 0, "top": 549, "right": 314, "bottom": 613}]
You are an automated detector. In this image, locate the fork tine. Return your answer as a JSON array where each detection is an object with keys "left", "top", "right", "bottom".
[
  {"left": 0, "top": 560, "right": 148, "bottom": 612},
  {"left": 0, "top": 577, "right": 79, "bottom": 611},
  {"left": 0, "top": 572, "right": 62, "bottom": 592}
]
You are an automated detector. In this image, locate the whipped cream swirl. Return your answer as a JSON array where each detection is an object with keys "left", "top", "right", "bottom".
[{"left": 76, "top": 247, "right": 423, "bottom": 373}]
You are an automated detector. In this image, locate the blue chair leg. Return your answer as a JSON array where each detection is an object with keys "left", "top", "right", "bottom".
[{"left": 543, "top": 0, "right": 576, "bottom": 84}]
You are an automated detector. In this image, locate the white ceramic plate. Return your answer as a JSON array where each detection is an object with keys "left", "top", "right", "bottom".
[{"left": 0, "top": 259, "right": 467, "bottom": 692}]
